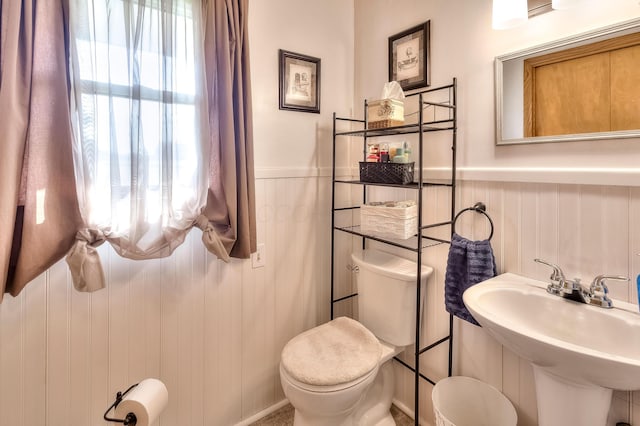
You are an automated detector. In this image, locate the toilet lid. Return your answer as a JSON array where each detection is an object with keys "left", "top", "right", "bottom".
[{"left": 281, "top": 317, "right": 381, "bottom": 386}]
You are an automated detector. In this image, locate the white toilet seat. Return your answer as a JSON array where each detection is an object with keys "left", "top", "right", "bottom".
[
  {"left": 280, "top": 317, "right": 382, "bottom": 387},
  {"left": 279, "top": 317, "right": 402, "bottom": 425},
  {"left": 280, "top": 362, "right": 379, "bottom": 393}
]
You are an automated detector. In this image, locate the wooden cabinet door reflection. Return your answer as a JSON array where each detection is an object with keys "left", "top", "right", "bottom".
[{"left": 524, "top": 32, "right": 640, "bottom": 137}]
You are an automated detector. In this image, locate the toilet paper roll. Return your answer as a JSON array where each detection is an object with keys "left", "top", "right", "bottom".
[{"left": 114, "top": 378, "right": 168, "bottom": 426}]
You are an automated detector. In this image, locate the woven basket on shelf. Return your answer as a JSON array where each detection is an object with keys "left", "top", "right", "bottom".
[
  {"left": 360, "top": 202, "right": 417, "bottom": 240},
  {"left": 367, "top": 119, "right": 405, "bottom": 129},
  {"left": 367, "top": 99, "right": 404, "bottom": 129},
  {"left": 359, "top": 162, "right": 414, "bottom": 185}
]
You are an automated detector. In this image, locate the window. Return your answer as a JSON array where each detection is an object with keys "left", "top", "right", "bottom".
[{"left": 70, "top": 0, "right": 208, "bottom": 253}]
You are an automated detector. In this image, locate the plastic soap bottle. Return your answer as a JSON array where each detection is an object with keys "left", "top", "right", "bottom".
[{"left": 403, "top": 141, "right": 411, "bottom": 163}]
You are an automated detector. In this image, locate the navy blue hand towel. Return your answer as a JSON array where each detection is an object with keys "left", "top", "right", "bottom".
[{"left": 444, "top": 233, "right": 497, "bottom": 326}]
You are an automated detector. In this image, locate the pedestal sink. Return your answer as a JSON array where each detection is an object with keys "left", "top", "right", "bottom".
[{"left": 463, "top": 272, "right": 640, "bottom": 426}]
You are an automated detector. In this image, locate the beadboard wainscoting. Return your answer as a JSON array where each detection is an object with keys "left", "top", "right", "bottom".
[
  {"left": 390, "top": 180, "right": 640, "bottom": 426},
  {"left": 0, "top": 176, "right": 332, "bottom": 426},
  {"left": 0, "top": 177, "right": 638, "bottom": 426}
]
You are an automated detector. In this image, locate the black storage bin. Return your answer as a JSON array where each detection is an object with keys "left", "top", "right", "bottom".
[{"left": 359, "top": 162, "right": 414, "bottom": 185}]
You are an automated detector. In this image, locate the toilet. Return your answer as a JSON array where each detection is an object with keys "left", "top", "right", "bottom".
[{"left": 280, "top": 249, "right": 433, "bottom": 425}]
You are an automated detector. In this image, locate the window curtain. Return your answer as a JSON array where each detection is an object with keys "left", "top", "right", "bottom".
[
  {"left": 201, "top": 0, "right": 256, "bottom": 259},
  {"left": 66, "top": 0, "right": 256, "bottom": 292},
  {"left": 0, "top": 0, "right": 83, "bottom": 301}
]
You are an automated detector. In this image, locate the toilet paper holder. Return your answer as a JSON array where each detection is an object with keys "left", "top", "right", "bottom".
[{"left": 103, "top": 383, "right": 139, "bottom": 425}]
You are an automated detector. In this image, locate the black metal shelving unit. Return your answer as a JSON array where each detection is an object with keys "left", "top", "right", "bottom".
[{"left": 330, "top": 78, "right": 457, "bottom": 426}]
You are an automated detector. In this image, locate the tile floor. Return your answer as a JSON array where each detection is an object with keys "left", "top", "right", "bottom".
[{"left": 250, "top": 403, "right": 414, "bottom": 425}]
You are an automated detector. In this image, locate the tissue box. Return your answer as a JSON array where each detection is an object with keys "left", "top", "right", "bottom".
[
  {"left": 360, "top": 201, "right": 417, "bottom": 240},
  {"left": 367, "top": 99, "right": 404, "bottom": 129}
]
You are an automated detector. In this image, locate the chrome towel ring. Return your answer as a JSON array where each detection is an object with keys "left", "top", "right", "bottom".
[{"left": 452, "top": 202, "right": 494, "bottom": 241}]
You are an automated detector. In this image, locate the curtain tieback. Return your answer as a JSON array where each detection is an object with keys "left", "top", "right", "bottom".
[
  {"left": 66, "top": 228, "right": 107, "bottom": 292},
  {"left": 195, "top": 215, "right": 231, "bottom": 263}
]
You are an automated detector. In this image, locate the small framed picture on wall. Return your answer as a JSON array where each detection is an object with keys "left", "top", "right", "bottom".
[
  {"left": 279, "top": 49, "right": 321, "bottom": 113},
  {"left": 388, "top": 21, "right": 431, "bottom": 91}
]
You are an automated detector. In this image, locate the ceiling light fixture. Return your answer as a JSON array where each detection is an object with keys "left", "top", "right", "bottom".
[
  {"left": 551, "top": 0, "right": 583, "bottom": 9},
  {"left": 492, "top": 0, "right": 528, "bottom": 30}
]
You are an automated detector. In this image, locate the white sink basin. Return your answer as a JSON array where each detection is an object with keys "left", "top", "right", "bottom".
[{"left": 463, "top": 272, "right": 640, "bottom": 426}]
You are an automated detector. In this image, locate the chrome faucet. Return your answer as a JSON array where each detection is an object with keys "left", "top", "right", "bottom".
[
  {"left": 534, "top": 259, "right": 629, "bottom": 308},
  {"left": 534, "top": 258, "right": 588, "bottom": 303}
]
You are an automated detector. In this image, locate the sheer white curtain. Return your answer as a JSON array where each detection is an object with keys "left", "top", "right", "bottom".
[{"left": 67, "top": 0, "right": 227, "bottom": 291}]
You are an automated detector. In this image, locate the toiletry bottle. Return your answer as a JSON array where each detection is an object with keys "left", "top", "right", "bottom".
[
  {"left": 367, "top": 145, "right": 380, "bottom": 163},
  {"left": 636, "top": 253, "right": 640, "bottom": 310},
  {"left": 380, "top": 144, "right": 390, "bottom": 162},
  {"left": 393, "top": 147, "right": 405, "bottom": 163},
  {"left": 636, "top": 273, "right": 639, "bottom": 312},
  {"left": 404, "top": 141, "right": 411, "bottom": 163},
  {"left": 366, "top": 144, "right": 380, "bottom": 162}
]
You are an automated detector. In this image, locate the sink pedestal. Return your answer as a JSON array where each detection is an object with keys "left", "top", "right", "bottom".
[{"left": 533, "top": 365, "right": 612, "bottom": 426}]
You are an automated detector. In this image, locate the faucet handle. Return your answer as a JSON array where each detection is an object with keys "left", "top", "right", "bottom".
[
  {"left": 534, "top": 258, "right": 566, "bottom": 282},
  {"left": 588, "top": 275, "right": 630, "bottom": 308},
  {"left": 589, "top": 275, "right": 629, "bottom": 293},
  {"left": 534, "top": 258, "right": 568, "bottom": 296}
]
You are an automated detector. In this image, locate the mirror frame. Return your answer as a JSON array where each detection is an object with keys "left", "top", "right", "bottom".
[{"left": 495, "top": 17, "right": 640, "bottom": 145}]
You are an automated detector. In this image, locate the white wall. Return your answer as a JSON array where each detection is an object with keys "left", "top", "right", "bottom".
[
  {"left": 250, "top": 0, "right": 354, "bottom": 177},
  {"left": 354, "top": 0, "right": 640, "bottom": 186}
]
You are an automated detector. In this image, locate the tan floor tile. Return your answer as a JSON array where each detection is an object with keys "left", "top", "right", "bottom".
[{"left": 251, "top": 403, "right": 414, "bottom": 425}]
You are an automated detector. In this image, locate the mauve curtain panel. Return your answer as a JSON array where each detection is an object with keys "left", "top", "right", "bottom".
[
  {"left": 0, "top": 0, "right": 81, "bottom": 301},
  {"left": 202, "top": 0, "right": 256, "bottom": 259}
]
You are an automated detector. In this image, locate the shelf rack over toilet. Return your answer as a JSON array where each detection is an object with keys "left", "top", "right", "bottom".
[{"left": 330, "top": 78, "right": 458, "bottom": 426}]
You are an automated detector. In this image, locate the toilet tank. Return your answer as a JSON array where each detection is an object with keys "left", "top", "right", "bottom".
[{"left": 351, "top": 249, "right": 433, "bottom": 347}]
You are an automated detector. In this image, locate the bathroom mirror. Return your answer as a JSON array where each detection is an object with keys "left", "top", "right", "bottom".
[{"left": 495, "top": 18, "right": 640, "bottom": 145}]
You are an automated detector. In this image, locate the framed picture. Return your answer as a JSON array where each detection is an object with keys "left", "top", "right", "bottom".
[
  {"left": 279, "top": 49, "right": 321, "bottom": 113},
  {"left": 388, "top": 21, "right": 430, "bottom": 91}
]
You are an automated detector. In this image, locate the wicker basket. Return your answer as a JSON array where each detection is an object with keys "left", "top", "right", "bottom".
[
  {"left": 367, "top": 99, "right": 404, "bottom": 129},
  {"left": 359, "top": 162, "right": 414, "bottom": 185},
  {"left": 368, "top": 119, "right": 405, "bottom": 129},
  {"left": 360, "top": 201, "right": 417, "bottom": 240}
]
